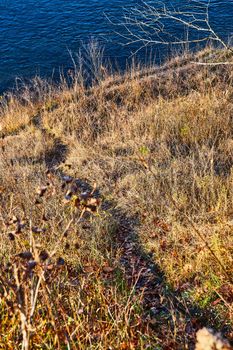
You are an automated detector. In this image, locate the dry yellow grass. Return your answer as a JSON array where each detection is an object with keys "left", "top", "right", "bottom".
[{"left": 0, "top": 48, "right": 233, "bottom": 349}]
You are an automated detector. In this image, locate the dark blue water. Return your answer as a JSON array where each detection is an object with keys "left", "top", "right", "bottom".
[{"left": 0, "top": 0, "right": 233, "bottom": 92}]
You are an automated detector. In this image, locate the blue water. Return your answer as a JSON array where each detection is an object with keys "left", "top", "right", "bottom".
[{"left": 0, "top": 0, "right": 233, "bottom": 92}]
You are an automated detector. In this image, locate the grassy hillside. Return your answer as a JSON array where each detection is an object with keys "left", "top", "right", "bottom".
[{"left": 0, "top": 48, "right": 233, "bottom": 349}]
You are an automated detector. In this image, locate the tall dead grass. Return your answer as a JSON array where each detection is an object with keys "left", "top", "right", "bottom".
[{"left": 0, "top": 47, "right": 233, "bottom": 349}]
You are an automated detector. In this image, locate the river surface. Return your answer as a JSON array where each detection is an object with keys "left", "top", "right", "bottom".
[{"left": 0, "top": 0, "right": 233, "bottom": 92}]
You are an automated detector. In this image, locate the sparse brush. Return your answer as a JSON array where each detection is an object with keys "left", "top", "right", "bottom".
[{"left": 0, "top": 47, "right": 233, "bottom": 349}]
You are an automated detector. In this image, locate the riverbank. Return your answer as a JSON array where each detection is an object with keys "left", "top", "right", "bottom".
[{"left": 0, "top": 48, "right": 233, "bottom": 349}]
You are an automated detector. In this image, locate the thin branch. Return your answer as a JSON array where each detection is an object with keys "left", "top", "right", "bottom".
[
  {"left": 108, "top": 0, "right": 232, "bottom": 57},
  {"left": 191, "top": 61, "right": 233, "bottom": 66}
]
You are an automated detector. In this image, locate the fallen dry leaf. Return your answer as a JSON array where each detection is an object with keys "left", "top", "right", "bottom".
[{"left": 103, "top": 266, "right": 114, "bottom": 273}]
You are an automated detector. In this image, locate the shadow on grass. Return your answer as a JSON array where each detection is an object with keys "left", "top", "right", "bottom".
[
  {"left": 2, "top": 122, "right": 230, "bottom": 348},
  {"left": 5, "top": 131, "right": 68, "bottom": 170},
  {"left": 102, "top": 202, "right": 232, "bottom": 349}
]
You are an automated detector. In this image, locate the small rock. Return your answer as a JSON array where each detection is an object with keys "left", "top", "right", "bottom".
[{"left": 195, "top": 328, "right": 232, "bottom": 350}]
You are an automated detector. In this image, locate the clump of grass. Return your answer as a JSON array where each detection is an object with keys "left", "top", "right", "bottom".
[{"left": 0, "top": 172, "right": 155, "bottom": 350}]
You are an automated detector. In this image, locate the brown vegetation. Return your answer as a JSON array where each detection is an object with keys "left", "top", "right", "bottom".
[{"left": 0, "top": 47, "right": 233, "bottom": 349}]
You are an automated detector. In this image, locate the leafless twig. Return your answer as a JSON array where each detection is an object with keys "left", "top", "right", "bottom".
[{"left": 107, "top": 0, "right": 232, "bottom": 59}]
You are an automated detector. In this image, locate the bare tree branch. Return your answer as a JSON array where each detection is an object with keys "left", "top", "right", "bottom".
[{"left": 106, "top": 0, "right": 232, "bottom": 60}]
